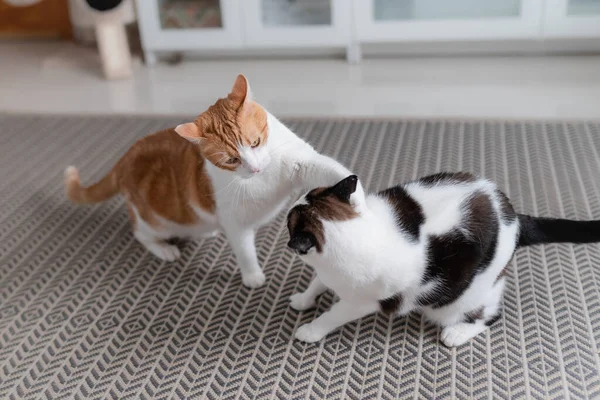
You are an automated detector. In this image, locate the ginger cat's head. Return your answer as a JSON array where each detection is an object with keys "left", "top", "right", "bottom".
[{"left": 175, "top": 74, "right": 271, "bottom": 179}]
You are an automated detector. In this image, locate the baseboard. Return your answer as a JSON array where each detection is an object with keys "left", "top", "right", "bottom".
[{"left": 150, "top": 38, "right": 600, "bottom": 62}]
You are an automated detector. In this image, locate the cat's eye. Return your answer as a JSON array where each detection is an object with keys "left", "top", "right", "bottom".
[
  {"left": 226, "top": 157, "right": 240, "bottom": 165},
  {"left": 251, "top": 138, "right": 261, "bottom": 148}
]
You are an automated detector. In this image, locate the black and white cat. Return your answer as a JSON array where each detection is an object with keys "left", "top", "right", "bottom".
[{"left": 286, "top": 172, "right": 600, "bottom": 346}]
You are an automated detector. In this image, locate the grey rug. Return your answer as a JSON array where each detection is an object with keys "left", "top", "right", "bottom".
[{"left": 1, "top": 115, "right": 600, "bottom": 400}]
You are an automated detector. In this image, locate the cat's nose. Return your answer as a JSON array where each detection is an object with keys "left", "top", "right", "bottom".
[{"left": 251, "top": 168, "right": 261, "bottom": 174}]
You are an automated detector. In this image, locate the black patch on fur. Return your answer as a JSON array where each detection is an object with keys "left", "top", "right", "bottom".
[
  {"left": 287, "top": 205, "right": 325, "bottom": 253},
  {"left": 378, "top": 186, "right": 424, "bottom": 242},
  {"left": 496, "top": 264, "right": 510, "bottom": 283},
  {"left": 417, "top": 172, "right": 477, "bottom": 186},
  {"left": 165, "top": 237, "right": 187, "bottom": 246},
  {"left": 417, "top": 234, "right": 483, "bottom": 308},
  {"left": 287, "top": 232, "right": 317, "bottom": 255},
  {"left": 379, "top": 294, "right": 403, "bottom": 315},
  {"left": 329, "top": 175, "right": 358, "bottom": 203},
  {"left": 517, "top": 214, "right": 600, "bottom": 247},
  {"left": 463, "top": 307, "right": 485, "bottom": 324},
  {"left": 287, "top": 177, "right": 360, "bottom": 254},
  {"left": 485, "top": 313, "right": 501, "bottom": 327},
  {"left": 305, "top": 175, "right": 358, "bottom": 206},
  {"left": 418, "top": 191, "right": 499, "bottom": 309},
  {"left": 496, "top": 189, "right": 516, "bottom": 224}
]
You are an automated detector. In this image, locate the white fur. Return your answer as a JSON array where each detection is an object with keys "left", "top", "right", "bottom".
[
  {"left": 135, "top": 111, "right": 351, "bottom": 288},
  {"left": 291, "top": 178, "right": 519, "bottom": 346},
  {"left": 237, "top": 143, "right": 271, "bottom": 177}
]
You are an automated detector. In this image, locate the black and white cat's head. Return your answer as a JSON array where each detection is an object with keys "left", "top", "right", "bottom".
[{"left": 286, "top": 175, "right": 365, "bottom": 257}]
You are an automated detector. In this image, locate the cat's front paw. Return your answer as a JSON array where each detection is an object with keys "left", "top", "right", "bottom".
[
  {"left": 289, "top": 293, "right": 316, "bottom": 311},
  {"left": 199, "top": 230, "right": 219, "bottom": 239},
  {"left": 294, "top": 323, "right": 326, "bottom": 343},
  {"left": 147, "top": 243, "right": 181, "bottom": 262},
  {"left": 441, "top": 323, "right": 483, "bottom": 347},
  {"left": 242, "top": 271, "right": 266, "bottom": 288}
]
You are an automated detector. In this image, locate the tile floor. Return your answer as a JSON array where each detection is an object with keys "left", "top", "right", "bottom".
[{"left": 1, "top": 41, "right": 599, "bottom": 119}]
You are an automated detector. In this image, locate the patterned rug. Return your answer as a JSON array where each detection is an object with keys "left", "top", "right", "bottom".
[{"left": 1, "top": 114, "right": 599, "bottom": 400}]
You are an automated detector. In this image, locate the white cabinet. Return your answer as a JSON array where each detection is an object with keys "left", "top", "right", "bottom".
[
  {"left": 136, "top": 0, "right": 245, "bottom": 64},
  {"left": 243, "top": 0, "right": 351, "bottom": 47},
  {"left": 136, "top": 0, "right": 600, "bottom": 65},
  {"left": 136, "top": 0, "right": 350, "bottom": 64},
  {"left": 543, "top": 0, "right": 600, "bottom": 37},
  {"left": 354, "top": 0, "right": 544, "bottom": 42}
]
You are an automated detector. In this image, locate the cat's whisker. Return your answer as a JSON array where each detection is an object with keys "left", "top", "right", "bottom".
[
  {"left": 241, "top": 185, "right": 248, "bottom": 209},
  {"left": 214, "top": 154, "right": 231, "bottom": 167},
  {"left": 195, "top": 174, "right": 242, "bottom": 198},
  {"left": 234, "top": 185, "right": 244, "bottom": 209},
  {"left": 205, "top": 177, "right": 241, "bottom": 197},
  {"left": 246, "top": 186, "right": 257, "bottom": 207}
]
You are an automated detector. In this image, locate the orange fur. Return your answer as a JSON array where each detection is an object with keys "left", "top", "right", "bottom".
[
  {"left": 64, "top": 74, "right": 267, "bottom": 239},
  {"left": 65, "top": 128, "right": 214, "bottom": 228},
  {"left": 176, "top": 75, "right": 268, "bottom": 171}
]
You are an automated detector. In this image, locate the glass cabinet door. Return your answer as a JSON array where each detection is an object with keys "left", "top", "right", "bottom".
[
  {"left": 261, "top": 0, "right": 332, "bottom": 27},
  {"left": 567, "top": 0, "right": 600, "bottom": 15},
  {"left": 373, "top": 0, "right": 521, "bottom": 21},
  {"left": 544, "top": 0, "right": 600, "bottom": 37},
  {"left": 243, "top": 0, "right": 350, "bottom": 47},
  {"left": 136, "top": 0, "right": 244, "bottom": 56},
  {"left": 354, "top": 0, "right": 543, "bottom": 42},
  {"left": 158, "top": 0, "right": 223, "bottom": 30}
]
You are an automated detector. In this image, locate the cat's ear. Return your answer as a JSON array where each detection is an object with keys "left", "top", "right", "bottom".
[
  {"left": 228, "top": 74, "right": 253, "bottom": 109},
  {"left": 175, "top": 122, "right": 201, "bottom": 141},
  {"left": 287, "top": 233, "right": 316, "bottom": 255},
  {"left": 331, "top": 175, "right": 358, "bottom": 203}
]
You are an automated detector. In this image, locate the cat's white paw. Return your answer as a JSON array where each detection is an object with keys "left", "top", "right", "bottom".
[
  {"left": 199, "top": 230, "right": 219, "bottom": 239},
  {"left": 242, "top": 271, "right": 266, "bottom": 288},
  {"left": 147, "top": 243, "right": 181, "bottom": 262},
  {"left": 294, "top": 323, "right": 325, "bottom": 343},
  {"left": 289, "top": 293, "right": 316, "bottom": 311},
  {"left": 441, "top": 323, "right": 483, "bottom": 347}
]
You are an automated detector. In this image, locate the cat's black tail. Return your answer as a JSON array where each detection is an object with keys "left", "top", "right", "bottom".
[{"left": 517, "top": 214, "right": 600, "bottom": 247}]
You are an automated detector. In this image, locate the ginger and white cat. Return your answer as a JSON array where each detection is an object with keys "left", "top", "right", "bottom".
[
  {"left": 286, "top": 173, "right": 600, "bottom": 346},
  {"left": 65, "top": 74, "right": 350, "bottom": 288}
]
